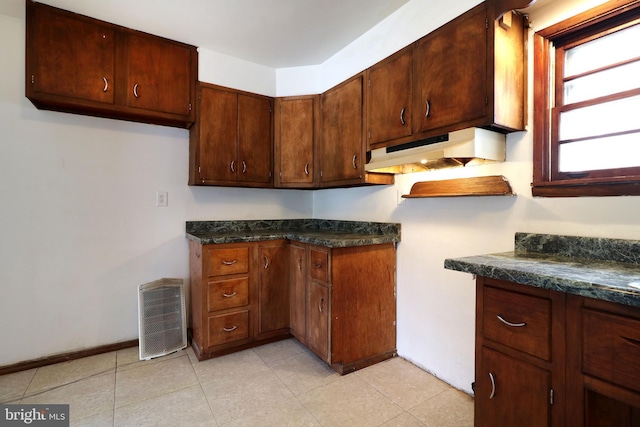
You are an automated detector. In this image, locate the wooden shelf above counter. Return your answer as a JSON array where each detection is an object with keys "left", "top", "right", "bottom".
[{"left": 403, "top": 175, "right": 514, "bottom": 198}]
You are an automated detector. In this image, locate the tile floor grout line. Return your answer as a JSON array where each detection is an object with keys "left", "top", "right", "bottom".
[{"left": 19, "top": 367, "right": 116, "bottom": 401}]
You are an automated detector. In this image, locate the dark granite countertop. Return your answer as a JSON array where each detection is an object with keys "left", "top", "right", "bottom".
[
  {"left": 445, "top": 232, "right": 640, "bottom": 308},
  {"left": 186, "top": 219, "right": 401, "bottom": 248}
]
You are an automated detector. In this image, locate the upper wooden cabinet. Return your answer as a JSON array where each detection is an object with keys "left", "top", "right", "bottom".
[
  {"left": 320, "top": 74, "right": 394, "bottom": 187},
  {"left": 367, "top": 2, "right": 527, "bottom": 150},
  {"left": 366, "top": 46, "right": 413, "bottom": 147},
  {"left": 25, "top": 0, "right": 197, "bottom": 128},
  {"left": 189, "top": 83, "right": 273, "bottom": 187},
  {"left": 274, "top": 96, "right": 320, "bottom": 188}
]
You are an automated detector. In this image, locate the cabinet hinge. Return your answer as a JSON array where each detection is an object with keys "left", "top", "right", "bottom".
[
  {"left": 550, "top": 389, "right": 554, "bottom": 405},
  {"left": 485, "top": 96, "right": 489, "bottom": 106},
  {"left": 368, "top": 130, "right": 371, "bottom": 140},
  {"left": 31, "top": 75, "right": 35, "bottom": 84},
  {"left": 198, "top": 166, "right": 201, "bottom": 174},
  {"left": 486, "top": 18, "right": 489, "bottom": 29},
  {"left": 188, "top": 103, "right": 192, "bottom": 111}
]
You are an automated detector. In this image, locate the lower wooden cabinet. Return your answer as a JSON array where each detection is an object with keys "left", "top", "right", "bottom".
[
  {"left": 190, "top": 238, "right": 397, "bottom": 373},
  {"left": 291, "top": 243, "right": 397, "bottom": 374},
  {"left": 476, "top": 276, "right": 640, "bottom": 426}
]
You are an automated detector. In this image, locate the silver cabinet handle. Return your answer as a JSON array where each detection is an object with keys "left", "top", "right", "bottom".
[
  {"left": 223, "top": 326, "right": 237, "bottom": 332},
  {"left": 352, "top": 154, "right": 358, "bottom": 169},
  {"left": 318, "top": 298, "right": 324, "bottom": 313},
  {"left": 264, "top": 255, "right": 270, "bottom": 269},
  {"left": 222, "top": 259, "right": 237, "bottom": 266},
  {"left": 489, "top": 372, "right": 496, "bottom": 399},
  {"left": 425, "top": 99, "right": 430, "bottom": 118},
  {"left": 497, "top": 315, "right": 526, "bottom": 328},
  {"left": 133, "top": 83, "right": 139, "bottom": 98},
  {"left": 297, "top": 258, "right": 302, "bottom": 271},
  {"left": 222, "top": 292, "right": 237, "bottom": 298},
  {"left": 304, "top": 163, "right": 310, "bottom": 175},
  {"left": 400, "top": 107, "right": 406, "bottom": 125},
  {"left": 242, "top": 161, "right": 247, "bottom": 174},
  {"left": 103, "top": 77, "right": 108, "bottom": 92},
  {"left": 230, "top": 160, "right": 235, "bottom": 173}
]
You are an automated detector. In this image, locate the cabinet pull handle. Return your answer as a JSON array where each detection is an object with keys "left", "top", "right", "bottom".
[
  {"left": 400, "top": 107, "right": 406, "bottom": 125},
  {"left": 133, "top": 83, "right": 139, "bottom": 98},
  {"left": 230, "top": 160, "right": 235, "bottom": 173},
  {"left": 425, "top": 99, "right": 431, "bottom": 118},
  {"left": 319, "top": 298, "right": 324, "bottom": 313},
  {"left": 313, "top": 263, "right": 322, "bottom": 269},
  {"left": 304, "top": 163, "right": 310, "bottom": 175},
  {"left": 352, "top": 154, "right": 358, "bottom": 169},
  {"left": 222, "top": 259, "right": 237, "bottom": 266},
  {"left": 242, "top": 161, "right": 247, "bottom": 174},
  {"left": 297, "top": 258, "right": 302, "bottom": 270},
  {"left": 103, "top": 77, "right": 108, "bottom": 92},
  {"left": 223, "top": 326, "right": 237, "bottom": 332},
  {"left": 622, "top": 336, "right": 640, "bottom": 347},
  {"left": 264, "top": 255, "right": 270, "bottom": 269},
  {"left": 497, "top": 315, "right": 526, "bottom": 328},
  {"left": 222, "top": 292, "right": 237, "bottom": 298},
  {"left": 489, "top": 372, "right": 496, "bottom": 399}
]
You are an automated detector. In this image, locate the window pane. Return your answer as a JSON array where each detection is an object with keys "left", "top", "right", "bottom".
[
  {"left": 565, "top": 23, "right": 640, "bottom": 77},
  {"left": 564, "top": 60, "right": 640, "bottom": 104},
  {"left": 559, "top": 133, "right": 640, "bottom": 172},
  {"left": 559, "top": 95, "right": 640, "bottom": 141}
]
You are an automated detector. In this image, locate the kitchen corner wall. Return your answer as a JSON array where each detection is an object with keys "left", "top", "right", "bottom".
[
  {"left": 288, "top": 0, "right": 639, "bottom": 394},
  {"left": 0, "top": 12, "right": 311, "bottom": 366}
]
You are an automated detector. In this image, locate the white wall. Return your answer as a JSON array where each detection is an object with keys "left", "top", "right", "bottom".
[
  {"left": 311, "top": 0, "right": 640, "bottom": 394},
  {"left": 0, "top": 13, "right": 311, "bottom": 366},
  {"left": 3, "top": 0, "right": 638, "bottom": 396}
]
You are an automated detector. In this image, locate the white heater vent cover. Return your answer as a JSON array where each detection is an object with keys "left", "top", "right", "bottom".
[{"left": 138, "top": 278, "right": 187, "bottom": 360}]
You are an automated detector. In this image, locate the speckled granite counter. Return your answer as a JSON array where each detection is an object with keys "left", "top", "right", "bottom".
[
  {"left": 186, "top": 219, "right": 401, "bottom": 248},
  {"left": 445, "top": 232, "right": 640, "bottom": 308}
]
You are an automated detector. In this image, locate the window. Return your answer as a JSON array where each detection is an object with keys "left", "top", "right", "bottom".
[{"left": 533, "top": 0, "right": 640, "bottom": 196}]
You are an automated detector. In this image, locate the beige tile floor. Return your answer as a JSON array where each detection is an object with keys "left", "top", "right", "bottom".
[{"left": 0, "top": 338, "right": 474, "bottom": 426}]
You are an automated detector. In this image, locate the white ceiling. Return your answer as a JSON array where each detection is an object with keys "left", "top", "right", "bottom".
[{"left": 1, "top": 0, "right": 409, "bottom": 68}]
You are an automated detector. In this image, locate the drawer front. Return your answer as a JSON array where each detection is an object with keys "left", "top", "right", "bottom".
[
  {"left": 208, "top": 246, "right": 249, "bottom": 277},
  {"left": 208, "top": 310, "right": 250, "bottom": 347},
  {"left": 207, "top": 277, "right": 249, "bottom": 312},
  {"left": 583, "top": 308, "right": 640, "bottom": 393},
  {"left": 483, "top": 286, "right": 551, "bottom": 360},
  {"left": 309, "top": 248, "right": 329, "bottom": 283}
]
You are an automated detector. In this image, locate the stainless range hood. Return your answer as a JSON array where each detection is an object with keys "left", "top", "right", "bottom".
[{"left": 365, "top": 128, "right": 506, "bottom": 174}]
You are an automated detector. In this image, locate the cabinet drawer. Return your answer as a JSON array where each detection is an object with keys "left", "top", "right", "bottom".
[
  {"left": 583, "top": 309, "right": 640, "bottom": 393},
  {"left": 208, "top": 246, "right": 249, "bottom": 277},
  {"left": 208, "top": 310, "right": 250, "bottom": 347},
  {"left": 207, "top": 277, "right": 249, "bottom": 312},
  {"left": 483, "top": 286, "right": 551, "bottom": 360},
  {"left": 309, "top": 248, "right": 329, "bottom": 282}
]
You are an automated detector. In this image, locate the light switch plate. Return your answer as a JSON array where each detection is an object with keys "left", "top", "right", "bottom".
[{"left": 156, "top": 191, "right": 168, "bottom": 207}]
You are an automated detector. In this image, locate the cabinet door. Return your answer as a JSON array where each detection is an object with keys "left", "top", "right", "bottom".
[
  {"left": 367, "top": 47, "right": 413, "bottom": 147},
  {"left": 476, "top": 347, "right": 551, "bottom": 427},
  {"left": 126, "top": 34, "right": 193, "bottom": 116},
  {"left": 289, "top": 244, "right": 307, "bottom": 341},
  {"left": 275, "top": 97, "right": 317, "bottom": 187},
  {"left": 320, "top": 74, "right": 365, "bottom": 185},
  {"left": 198, "top": 87, "right": 238, "bottom": 184},
  {"left": 238, "top": 94, "right": 273, "bottom": 186},
  {"left": 307, "top": 281, "right": 329, "bottom": 362},
  {"left": 27, "top": 2, "right": 115, "bottom": 105},
  {"left": 257, "top": 242, "right": 289, "bottom": 335},
  {"left": 415, "top": 3, "right": 487, "bottom": 133}
]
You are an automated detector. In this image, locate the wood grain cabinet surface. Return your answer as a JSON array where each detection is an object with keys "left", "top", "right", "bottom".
[
  {"left": 189, "top": 83, "right": 273, "bottom": 187},
  {"left": 476, "top": 276, "right": 640, "bottom": 426},
  {"left": 25, "top": 0, "right": 197, "bottom": 128},
  {"left": 274, "top": 96, "right": 320, "bottom": 188},
  {"left": 190, "top": 238, "right": 397, "bottom": 374}
]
